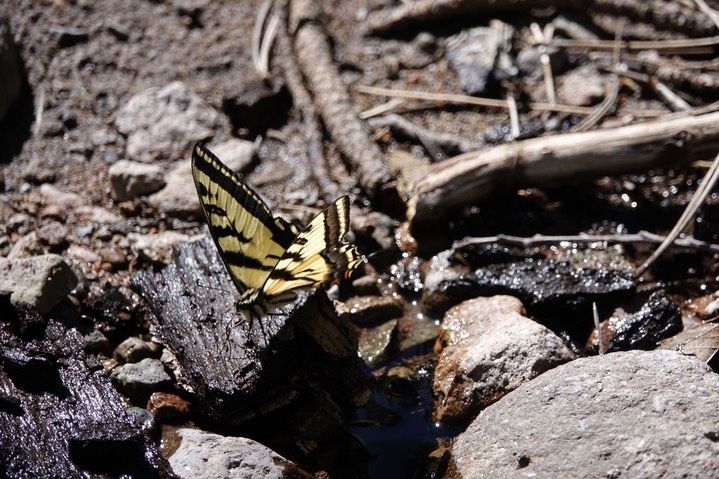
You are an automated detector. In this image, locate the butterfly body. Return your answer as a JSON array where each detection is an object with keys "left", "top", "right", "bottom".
[{"left": 191, "top": 142, "right": 364, "bottom": 321}]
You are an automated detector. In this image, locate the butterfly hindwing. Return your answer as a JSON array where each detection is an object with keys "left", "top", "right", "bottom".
[{"left": 262, "top": 196, "right": 364, "bottom": 298}]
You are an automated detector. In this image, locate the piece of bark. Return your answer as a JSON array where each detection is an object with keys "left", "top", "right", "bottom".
[
  {"left": 129, "top": 238, "right": 370, "bottom": 423},
  {"left": 409, "top": 110, "right": 719, "bottom": 225},
  {"left": 365, "top": 0, "right": 717, "bottom": 37},
  {"left": 289, "top": 0, "right": 395, "bottom": 201},
  {"left": 0, "top": 293, "right": 176, "bottom": 478}
]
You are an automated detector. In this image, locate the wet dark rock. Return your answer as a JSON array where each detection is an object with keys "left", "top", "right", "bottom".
[
  {"left": 445, "top": 23, "right": 517, "bottom": 95},
  {"left": 36, "top": 220, "right": 68, "bottom": 251},
  {"left": 222, "top": 76, "right": 291, "bottom": 135},
  {"left": 111, "top": 357, "right": 172, "bottom": 401},
  {"left": 113, "top": 336, "right": 160, "bottom": 364},
  {"left": 345, "top": 295, "right": 404, "bottom": 326},
  {"left": 115, "top": 81, "right": 218, "bottom": 162},
  {"left": 83, "top": 328, "right": 110, "bottom": 354},
  {"left": 426, "top": 257, "right": 635, "bottom": 318},
  {"left": 168, "top": 428, "right": 313, "bottom": 479},
  {"left": 0, "top": 296, "right": 176, "bottom": 478},
  {"left": 434, "top": 296, "right": 574, "bottom": 423},
  {"left": 358, "top": 319, "right": 398, "bottom": 366},
  {"left": 146, "top": 392, "right": 191, "bottom": 421},
  {"left": 108, "top": 159, "right": 166, "bottom": 201},
  {"left": 126, "top": 406, "right": 158, "bottom": 437},
  {"left": 0, "top": 254, "right": 78, "bottom": 315},
  {"left": 129, "top": 237, "right": 370, "bottom": 423},
  {"left": 448, "top": 350, "right": 719, "bottom": 478},
  {"left": 22, "top": 156, "right": 57, "bottom": 184},
  {"left": 0, "top": 15, "right": 21, "bottom": 122},
  {"left": 592, "top": 290, "right": 682, "bottom": 353}
]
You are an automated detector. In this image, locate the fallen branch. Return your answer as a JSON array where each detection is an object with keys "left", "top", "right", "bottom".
[
  {"left": 365, "top": 0, "right": 718, "bottom": 38},
  {"left": 408, "top": 110, "right": 719, "bottom": 224},
  {"left": 290, "top": 0, "right": 394, "bottom": 199}
]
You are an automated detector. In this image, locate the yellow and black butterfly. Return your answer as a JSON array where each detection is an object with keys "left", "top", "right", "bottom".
[{"left": 191, "top": 142, "right": 364, "bottom": 321}]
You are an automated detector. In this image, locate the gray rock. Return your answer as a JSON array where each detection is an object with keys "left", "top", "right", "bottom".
[
  {"left": 147, "top": 161, "right": 199, "bottom": 217},
  {"left": 129, "top": 231, "right": 202, "bottom": 264},
  {"left": 445, "top": 22, "right": 517, "bottom": 95},
  {"left": 434, "top": 295, "right": 574, "bottom": 422},
  {"left": 22, "top": 156, "right": 56, "bottom": 184},
  {"left": 115, "top": 81, "right": 219, "bottom": 163},
  {"left": 147, "top": 139, "right": 255, "bottom": 217},
  {"left": 36, "top": 220, "right": 68, "bottom": 250},
  {"left": 108, "top": 159, "right": 166, "bottom": 201},
  {"left": 168, "top": 428, "right": 313, "bottom": 479},
  {"left": 449, "top": 350, "right": 719, "bottom": 478},
  {"left": 113, "top": 336, "right": 160, "bottom": 364},
  {"left": 38, "top": 183, "right": 84, "bottom": 208},
  {"left": 0, "top": 15, "right": 21, "bottom": 121},
  {"left": 358, "top": 319, "right": 398, "bottom": 366},
  {"left": 111, "top": 357, "right": 172, "bottom": 399},
  {"left": 72, "top": 205, "right": 124, "bottom": 224},
  {"left": 557, "top": 64, "right": 606, "bottom": 106},
  {"left": 83, "top": 328, "right": 110, "bottom": 354},
  {"left": 6, "top": 231, "right": 44, "bottom": 259},
  {"left": 0, "top": 254, "right": 78, "bottom": 314}
]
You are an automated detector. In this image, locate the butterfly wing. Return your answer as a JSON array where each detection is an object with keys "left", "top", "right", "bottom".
[
  {"left": 262, "top": 195, "right": 364, "bottom": 298},
  {"left": 191, "top": 142, "right": 298, "bottom": 299}
]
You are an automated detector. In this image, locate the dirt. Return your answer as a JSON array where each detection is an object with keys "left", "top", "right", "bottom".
[{"left": 3, "top": 0, "right": 719, "bottom": 478}]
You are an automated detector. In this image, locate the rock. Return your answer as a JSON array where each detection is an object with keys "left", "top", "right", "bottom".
[
  {"left": 0, "top": 15, "right": 21, "bottom": 122},
  {"left": 168, "top": 428, "right": 313, "bottom": 479},
  {"left": 6, "top": 231, "right": 44, "bottom": 259},
  {"left": 115, "top": 81, "right": 218, "bottom": 163},
  {"left": 113, "top": 337, "right": 160, "bottom": 364},
  {"left": 101, "top": 244, "right": 129, "bottom": 270},
  {"left": 6, "top": 212, "right": 32, "bottom": 233},
  {"left": 353, "top": 210, "right": 398, "bottom": 253},
  {"left": 91, "top": 128, "right": 119, "bottom": 146},
  {"left": 129, "top": 231, "right": 202, "bottom": 264},
  {"left": 22, "top": 156, "right": 56, "bottom": 184},
  {"left": 52, "top": 25, "right": 89, "bottom": 48},
  {"left": 108, "top": 159, "right": 166, "bottom": 201},
  {"left": 65, "top": 244, "right": 102, "bottom": 268},
  {"left": 60, "top": 109, "right": 77, "bottom": 129},
  {"left": 38, "top": 203, "right": 66, "bottom": 221},
  {"left": 0, "top": 254, "right": 78, "bottom": 314},
  {"left": 516, "top": 45, "right": 569, "bottom": 83},
  {"left": 41, "top": 118, "right": 65, "bottom": 137},
  {"left": 146, "top": 392, "right": 191, "bottom": 421},
  {"left": 434, "top": 296, "right": 574, "bottom": 423},
  {"left": 111, "top": 358, "right": 172, "bottom": 400},
  {"left": 557, "top": 64, "right": 606, "bottom": 106},
  {"left": 147, "top": 161, "right": 199, "bottom": 217},
  {"left": 445, "top": 22, "right": 517, "bottom": 95},
  {"left": 448, "top": 350, "right": 719, "bottom": 478},
  {"left": 73, "top": 205, "right": 125, "bottom": 224},
  {"left": 36, "top": 220, "right": 68, "bottom": 250},
  {"left": 222, "top": 76, "right": 291, "bottom": 134},
  {"left": 590, "top": 290, "right": 682, "bottom": 353},
  {"left": 38, "top": 183, "right": 83, "bottom": 208},
  {"left": 83, "top": 328, "right": 110, "bottom": 354},
  {"left": 352, "top": 275, "right": 381, "bottom": 296},
  {"left": 358, "top": 319, "right": 398, "bottom": 366},
  {"left": 146, "top": 139, "right": 254, "bottom": 217},
  {"left": 345, "top": 295, "right": 404, "bottom": 326},
  {"left": 125, "top": 406, "right": 159, "bottom": 437}
]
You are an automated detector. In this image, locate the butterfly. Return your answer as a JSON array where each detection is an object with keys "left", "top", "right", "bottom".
[{"left": 191, "top": 142, "right": 364, "bottom": 323}]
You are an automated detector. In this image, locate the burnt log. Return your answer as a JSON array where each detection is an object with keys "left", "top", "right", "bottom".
[
  {"left": 129, "top": 238, "right": 370, "bottom": 425},
  {"left": 0, "top": 293, "right": 177, "bottom": 478}
]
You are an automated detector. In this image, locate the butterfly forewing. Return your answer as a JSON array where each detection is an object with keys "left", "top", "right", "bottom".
[{"left": 191, "top": 143, "right": 297, "bottom": 297}]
